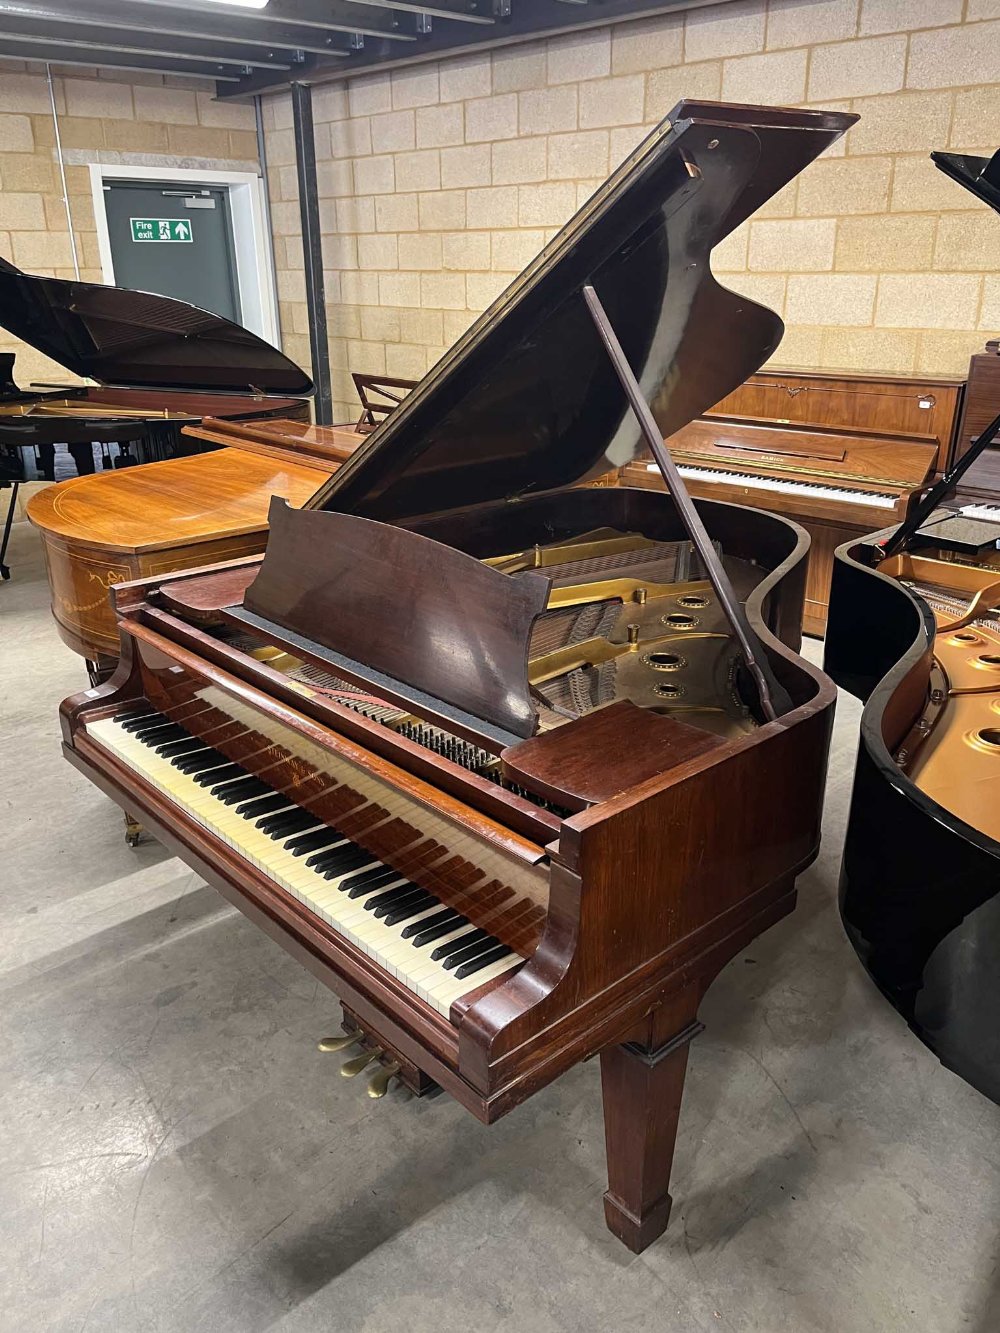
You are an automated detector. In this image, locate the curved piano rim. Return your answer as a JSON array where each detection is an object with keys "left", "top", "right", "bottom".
[{"left": 827, "top": 533, "right": 1000, "bottom": 1105}]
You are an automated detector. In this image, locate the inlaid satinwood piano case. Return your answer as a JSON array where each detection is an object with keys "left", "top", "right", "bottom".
[{"left": 59, "top": 101, "right": 854, "bottom": 1253}]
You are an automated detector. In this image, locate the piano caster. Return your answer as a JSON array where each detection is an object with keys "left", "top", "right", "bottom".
[
  {"left": 367, "top": 1061, "right": 401, "bottom": 1099},
  {"left": 124, "top": 812, "right": 144, "bottom": 847}
]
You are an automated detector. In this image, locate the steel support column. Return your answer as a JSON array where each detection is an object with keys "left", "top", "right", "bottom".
[{"left": 291, "top": 81, "right": 333, "bottom": 425}]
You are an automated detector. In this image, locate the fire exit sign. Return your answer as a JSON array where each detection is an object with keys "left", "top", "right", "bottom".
[{"left": 130, "top": 218, "right": 193, "bottom": 243}]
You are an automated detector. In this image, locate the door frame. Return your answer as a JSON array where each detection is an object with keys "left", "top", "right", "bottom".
[{"left": 89, "top": 163, "right": 280, "bottom": 346}]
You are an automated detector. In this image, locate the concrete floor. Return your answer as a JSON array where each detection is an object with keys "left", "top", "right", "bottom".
[{"left": 2, "top": 517, "right": 998, "bottom": 1333}]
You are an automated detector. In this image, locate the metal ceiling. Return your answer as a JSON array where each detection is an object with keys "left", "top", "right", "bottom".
[{"left": 0, "top": 0, "right": 739, "bottom": 99}]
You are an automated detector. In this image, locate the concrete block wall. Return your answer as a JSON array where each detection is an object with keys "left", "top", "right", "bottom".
[
  {"left": 0, "top": 59, "right": 259, "bottom": 389},
  {"left": 263, "top": 0, "right": 1000, "bottom": 423}
]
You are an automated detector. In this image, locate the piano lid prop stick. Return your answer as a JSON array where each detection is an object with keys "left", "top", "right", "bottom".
[
  {"left": 582, "top": 283, "right": 792, "bottom": 723},
  {"left": 878, "top": 405, "right": 1000, "bottom": 560}
]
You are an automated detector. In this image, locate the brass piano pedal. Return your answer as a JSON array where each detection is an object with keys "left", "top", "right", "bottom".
[
  {"left": 366, "top": 1061, "right": 401, "bottom": 1099},
  {"left": 124, "top": 812, "right": 144, "bottom": 847},
  {"left": 341, "top": 1047, "right": 383, "bottom": 1079},
  {"left": 317, "top": 1033, "right": 362, "bottom": 1054}
]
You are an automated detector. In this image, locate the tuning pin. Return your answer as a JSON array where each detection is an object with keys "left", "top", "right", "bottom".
[
  {"left": 341, "top": 1047, "right": 383, "bottom": 1078},
  {"left": 317, "top": 1033, "right": 361, "bottom": 1053},
  {"left": 366, "top": 1061, "right": 401, "bottom": 1099}
]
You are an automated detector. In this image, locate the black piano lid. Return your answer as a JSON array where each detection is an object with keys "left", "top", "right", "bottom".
[
  {"left": 931, "top": 148, "right": 1000, "bottom": 217},
  {"left": 0, "top": 256, "right": 314, "bottom": 397},
  {"left": 310, "top": 100, "right": 857, "bottom": 524}
]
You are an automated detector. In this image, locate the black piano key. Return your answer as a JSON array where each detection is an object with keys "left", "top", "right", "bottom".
[
  {"left": 237, "top": 791, "right": 288, "bottom": 817},
  {"left": 338, "top": 861, "right": 395, "bottom": 890},
  {"left": 454, "top": 943, "right": 515, "bottom": 981},
  {"left": 258, "top": 808, "right": 316, "bottom": 837},
  {"left": 343, "top": 865, "right": 402, "bottom": 898},
  {"left": 311, "top": 844, "right": 370, "bottom": 873},
  {"left": 372, "top": 887, "right": 429, "bottom": 920},
  {"left": 405, "top": 910, "right": 465, "bottom": 944},
  {"left": 284, "top": 827, "right": 343, "bottom": 856},
  {"left": 117, "top": 708, "right": 155, "bottom": 725},
  {"left": 156, "top": 736, "right": 206, "bottom": 757},
  {"left": 362, "top": 883, "right": 418, "bottom": 913},
  {"left": 322, "top": 854, "right": 380, "bottom": 882},
  {"left": 381, "top": 893, "right": 437, "bottom": 927},
  {"left": 136, "top": 722, "right": 184, "bottom": 742},
  {"left": 119, "top": 712, "right": 162, "bottom": 732},
  {"left": 160, "top": 741, "right": 208, "bottom": 762},
  {"left": 218, "top": 778, "right": 269, "bottom": 804},
  {"left": 194, "top": 763, "right": 242, "bottom": 788},
  {"left": 209, "top": 771, "right": 253, "bottom": 796},
  {"left": 174, "top": 750, "right": 229, "bottom": 774},
  {"left": 432, "top": 927, "right": 490, "bottom": 959},
  {"left": 305, "top": 840, "right": 358, "bottom": 870},
  {"left": 442, "top": 933, "right": 498, "bottom": 965}
]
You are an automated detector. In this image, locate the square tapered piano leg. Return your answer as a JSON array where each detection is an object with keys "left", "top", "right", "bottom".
[{"left": 600, "top": 996, "right": 704, "bottom": 1253}]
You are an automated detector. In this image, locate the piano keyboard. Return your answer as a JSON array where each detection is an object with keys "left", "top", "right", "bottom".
[
  {"left": 86, "top": 710, "right": 527, "bottom": 1017},
  {"left": 961, "top": 504, "right": 1000, "bottom": 524},
  {"left": 656, "top": 462, "right": 898, "bottom": 510}
]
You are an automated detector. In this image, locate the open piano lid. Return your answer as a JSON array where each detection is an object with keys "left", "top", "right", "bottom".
[
  {"left": 931, "top": 148, "right": 1000, "bottom": 217},
  {"left": 0, "top": 256, "right": 313, "bottom": 396},
  {"left": 310, "top": 100, "right": 856, "bottom": 523}
]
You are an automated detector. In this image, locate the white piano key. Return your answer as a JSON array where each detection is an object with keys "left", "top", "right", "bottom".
[
  {"left": 960, "top": 504, "right": 1000, "bottom": 524},
  {"left": 654, "top": 462, "right": 898, "bottom": 509}
]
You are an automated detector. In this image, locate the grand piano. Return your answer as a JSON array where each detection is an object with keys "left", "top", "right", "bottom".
[
  {"left": 0, "top": 256, "right": 312, "bottom": 577},
  {"left": 26, "top": 417, "right": 363, "bottom": 683},
  {"left": 59, "top": 100, "right": 850, "bottom": 1251},
  {"left": 824, "top": 145, "right": 1000, "bottom": 1104}
]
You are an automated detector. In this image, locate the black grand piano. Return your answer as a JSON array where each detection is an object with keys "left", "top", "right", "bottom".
[
  {"left": 0, "top": 256, "right": 312, "bottom": 578},
  {"left": 824, "top": 146, "right": 1000, "bottom": 1104}
]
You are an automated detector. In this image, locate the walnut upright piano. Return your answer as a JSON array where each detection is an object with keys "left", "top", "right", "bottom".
[
  {"left": 621, "top": 367, "right": 964, "bottom": 634},
  {"left": 60, "top": 100, "right": 850, "bottom": 1251}
]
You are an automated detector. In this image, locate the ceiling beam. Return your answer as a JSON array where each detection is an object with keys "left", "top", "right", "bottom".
[
  {"left": 0, "top": 1, "right": 353, "bottom": 58},
  {"left": 0, "top": 13, "right": 297, "bottom": 68},
  {"left": 130, "top": 0, "right": 421, "bottom": 42},
  {"left": 0, "top": 37, "right": 243, "bottom": 78},
  {"left": 220, "top": 0, "right": 725, "bottom": 99},
  {"left": 344, "top": 0, "right": 495, "bottom": 22}
]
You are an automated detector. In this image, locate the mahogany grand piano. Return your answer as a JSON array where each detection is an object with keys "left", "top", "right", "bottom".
[{"left": 60, "top": 101, "right": 851, "bottom": 1251}]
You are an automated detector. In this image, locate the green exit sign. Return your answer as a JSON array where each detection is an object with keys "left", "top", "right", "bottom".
[{"left": 130, "top": 217, "right": 193, "bottom": 243}]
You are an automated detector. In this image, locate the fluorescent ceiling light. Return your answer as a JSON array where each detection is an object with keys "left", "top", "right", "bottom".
[{"left": 201, "top": 0, "right": 270, "bottom": 9}]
